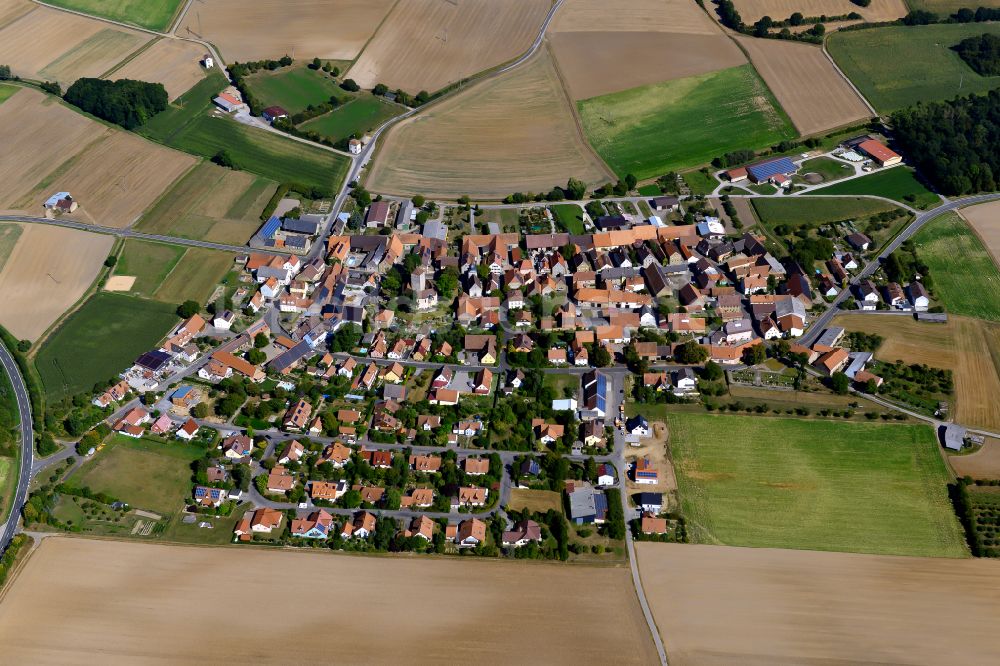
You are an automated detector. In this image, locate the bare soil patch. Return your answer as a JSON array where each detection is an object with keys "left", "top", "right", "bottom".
[
  {"left": 551, "top": 31, "right": 745, "bottom": 100},
  {"left": 0, "top": 88, "right": 102, "bottom": 211},
  {"left": 508, "top": 488, "right": 563, "bottom": 513},
  {"left": 0, "top": 537, "right": 657, "bottom": 664},
  {"left": 835, "top": 313, "right": 1000, "bottom": 432},
  {"left": 0, "top": 6, "right": 148, "bottom": 86},
  {"left": 348, "top": 0, "right": 551, "bottom": 94},
  {"left": 951, "top": 437, "right": 1000, "bottom": 479},
  {"left": 730, "top": 0, "right": 908, "bottom": 24},
  {"left": 0, "top": 225, "right": 112, "bottom": 341},
  {"left": 19, "top": 131, "right": 197, "bottom": 229},
  {"left": 735, "top": 35, "right": 871, "bottom": 135},
  {"left": 626, "top": 421, "right": 678, "bottom": 500},
  {"left": 111, "top": 38, "right": 208, "bottom": 101},
  {"left": 178, "top": 0, "right": 395, "bottom": 62},
  {"left": 637, "top": 542, "right": 1000, "bottom": 666},
  {"left": 550, "top": 0, "right": 721, "bottom": 34},
  {"left": 103, "top": 275, "right": 135, "bottom": 292},
  {"left": 961, "top": 200, "right": 1000, "bottom": 268},
  {"left": 366, "top": 48, "right": 611, "bottom": 198}
]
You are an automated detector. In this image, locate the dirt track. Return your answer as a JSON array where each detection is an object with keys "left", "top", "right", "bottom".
[
  {"left": 0, "top": 537, "right": 657, "bottom": 664},
  {"left": 638, "top": 542, "right": 1000, "bottom": 665}
]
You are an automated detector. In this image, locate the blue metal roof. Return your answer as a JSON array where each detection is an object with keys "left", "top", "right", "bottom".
[
  {"left": 746, "top": 157, "right": 796, "bottom": 181},
  {"left": 259, "top": 215, "right": 281, "bottom": 239},
  {"left": 595, "top": 374, "right": 607, "bottom": 415}
]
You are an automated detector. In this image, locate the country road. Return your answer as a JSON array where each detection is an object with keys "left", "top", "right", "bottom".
[{"left": 0, "top": 341, "right": 33, "bottom": 555}]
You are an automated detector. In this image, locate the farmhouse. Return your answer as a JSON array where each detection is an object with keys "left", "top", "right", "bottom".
[
  {"left": 213, "top": 90, "right": 247, "bottom": 113},
  {"left": 745, "top": 157, "right": 797, "bottom": 184},
  {"left": 43, "top": 191, "right": 78, "bottom": 213}
]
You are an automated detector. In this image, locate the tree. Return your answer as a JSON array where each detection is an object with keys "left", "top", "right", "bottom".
[
  {"left": 565, "top": 177, "right": 587, "bottom": 200},
  {"left": 192, "top": 402, "right": 209, "bottom": 419},
  {"left": 246, "top": 349, "right": 266, "bottom": 365},
  {"left": 593, "top": 344, "right": 612, "bottom": 368},
  {"left": 743, "top": 344, "right": 766, "bottom": 366},
  {"left": 340, "top": 78, "right": 360, "bottom": 92},
  {"left": 40, "top": 81, "right": 61, "bottom": 96},
  {"left": 830, "top": 372, "right": 850, "bottom": 395},
  {"left": 789, "top": 11, "right": 804, "bottom": 24},
  {"left": 437, "top": 268, "right": 459, "bottom": 299},
  {"left": 310, "top": 57, "right": 322, "bottom": 70},
  {"left": 253, "top": 333, "right": 269, "bottom": 349},
  {"left": 176, "top": 300, "right": 200, "bottom": 318},
  {"left": 212, "top": 149, "right": 237, "bottom": 169},
  {"left": 411, "top": 195, "right": 426, "bottom": 207},
  {"left": 624, "top": 173, "right": 637, "bottom": 191},
  {"left": 340, "top": 489, "right": 362, "bottom": 508},
  {"left": 701, "top": 360, "right": 723, "bottom": 381},
  {"left": 103, "top": 255, "right": 117, "bottom": 268},
  {"left": 372, "top": 83, "right": 388, "bottom": 96},
  {"left": 16, "top": 339, "right": 30, "bottom": 353},
  {"left": 0, "top": 65, "right": 10, "bottom": 81},
  {"left": 674, "top": 340, "right": 708, "bottom": 364}
]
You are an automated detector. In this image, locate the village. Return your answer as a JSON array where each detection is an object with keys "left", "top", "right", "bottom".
[{"left": 60, "top": 132, "right": 945, "bottom": 556}]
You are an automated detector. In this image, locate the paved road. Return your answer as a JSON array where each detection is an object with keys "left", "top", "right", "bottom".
[
  {"left": 0, "top": 341, "right": 33, "bottom": 555},
  {"left": 801, "top": 193, "right": 1000, "bottom": 346}
]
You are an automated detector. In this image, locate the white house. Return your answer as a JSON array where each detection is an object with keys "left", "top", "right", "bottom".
[
  {"left": 202, "top": 54, "right": 214, "bottom": 68},
  {"left": 597, "top": 464, "right": 616, "bottom": 487},
  {"left": 213, "top": 310, "right": 235, "bottom": 331},
  {"left": 626, "top": 415, "right": 650, "bottom": 438},
  {"left": 348, "top": 139, "right": 362, "bottom": 155}
]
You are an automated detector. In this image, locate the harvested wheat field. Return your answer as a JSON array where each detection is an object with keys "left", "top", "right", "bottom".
[
  {"left": 835, "top": 313, "right": 1000, "bottom": 432},
  {"left": 0, "top": 0, "right": 32, "bottom": 29},
  {"left": 366, "top": 49, "right": 612, "bottom": 199},
  {"left": 178, "top": 0, "right": 394, "bottom": 62},
  {"left": 110, "top": 38, "right": 208, "bottom": 101},
  {"left": 735, "top": 35, "right": 871, "bottom": 134},
  {"left": 951, "top": 437, "right": 1000, "bottom": 479},
  {"left": 730, "top": 0, "right": 907, "bottom": 24},
  {"left": 0, "top": 6, "right": 147, "bottom": 86},
  {"left": 550, "top": 31, "right": 745, "bottom": 100},
  {"left": 19, "top": 131, "right": 197, "bottom": 229},
  {"left": 0, "top": 88, "right": 101, "bottom": 210},
  {"left": 550, "top": 0, "right": 719, "bottom": 33},
  {"left": 961, "top": 200, "right": 1000, "bottom": 267},
  {"left": 0, "top": 225, "right": 112, "bottom": 340},
  {"left": 0, "top": 538, "right": 657, "bottom": 664},
  {"left": 638, "top": 543, "right": 1000, "bottom": 666},
  {"left": 549, "top": 0, "right": 745, "bottom": 99},
  {"left": 348, "top": 0, "right": 551, "bottom": 94}
]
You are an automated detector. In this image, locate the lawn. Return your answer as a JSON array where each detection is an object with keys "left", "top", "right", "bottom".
[
  {"left": 0, "top": 84, "right": 19, "bottom": 106},
  {"left": 35, "top": 293, "right": 179, "bottom": 400},
  {"left": 550, "top": 204, "right": 586, "bottom": 234},
  {"left": 807, "top": 167, "right": 940, "bottom": 209},
  {"left": 508, "top": 489, "right": 563, "bottom": 514},
  {"left": 0, "top": 223, "right": 22, "bottom": 272},
  {"left": 301, "top": 96, "right": 403, "bottom": 142},
  {"left": 751, "top": 196, "right": 899, "bottom": 229},
  {"left": 114, "top": 239, "right": 185, "bottom": 298},
  {"left": 247, "top": 65, "right": 344, "bottom": 115},
  {"left": 666, "top": 413, "right": 967, "bottom": 557},
  {"left": 913, "top": 212, "right": 1000, "bottom": 321},
  {"left": 798, "top": 156, "right": 853, "bottom": 183},
  {"left": 828, "top": 23, "right": 1000, "bottom": 113},
  {"left": 153, "top": 247, "right": 234, "bottom": 304},
  {"left": 140, "top": 71, "right": 348, "bottom": 194},
  {"left": 637, "top": 184, "right": 661, "bottom": 197},
  {"left": 681, "top": 169, "right": 719, "bottom": 195},
  {"left": 577, "top": 65, "right": 797, "bottom": 179},
  {"left": 544, "top": 373, "right": 579, "bottom": 398},
  {"left": 70, "top": 435, "right": 203, "bottom": 515},
  {"left": 43, "top": 0, "right": 185, "bottom": 30}
]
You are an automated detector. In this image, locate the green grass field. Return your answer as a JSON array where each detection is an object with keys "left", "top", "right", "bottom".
[
  {"left": 913, "top": 211, "right": 1000, "bottom": 321},
  {"left": 35, "top": 293, "right": 179, "bottom": 400},
  {"left": 798, "top": 156, "right": 853, "bottom": 183},
  {"left": 0, "top": 223, "right": 22, "bottom": 272},
  {"left": 0, "top": 84, "right": 19, "bottom": 106},
  {"left": 247, "top": 65, "right": 344, "bottom": 115},
  {"left": 637, "top": 184, "right": 661, "bottom": 197},
  {"left": 905, "top": 0, "right": 1000, "bottom": 16},
  {"left": 577, "top": 65, "right": 796, "bottom": 179},
  {"left": 42, "top": 0, "right": 184, "bottom": 30},
  {"left": 154, "top": 247, "right": 234, "bottom": 304},
  {"left": 114, "top": 239, "right": 185, "bottom": 298},
  {"left": 550, "top": 204, "right": 586, "bottom": 234},
  {"left": 71, "top": 435, "right": 202, "bottom": 515},
  {"left": 666, "top": 413, "right": 967, "bottom": 557},
  {"left": 829, "top": 23, "right": 1000, "bottom": 113},
  {"left": 807, "top": 167, "right": 940, "bottom": 209},
  {"left": 751, "top": 196, "right": 899, "bottom": 229},
  {"left": 681, "top": 169, "right": 719, "bottom": 195},
  {"left": 301, "top": 96, "right": 403, "bottom": 142},
  {"left": 140, "top": 71, "right": 348, "bottom": 193}
]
